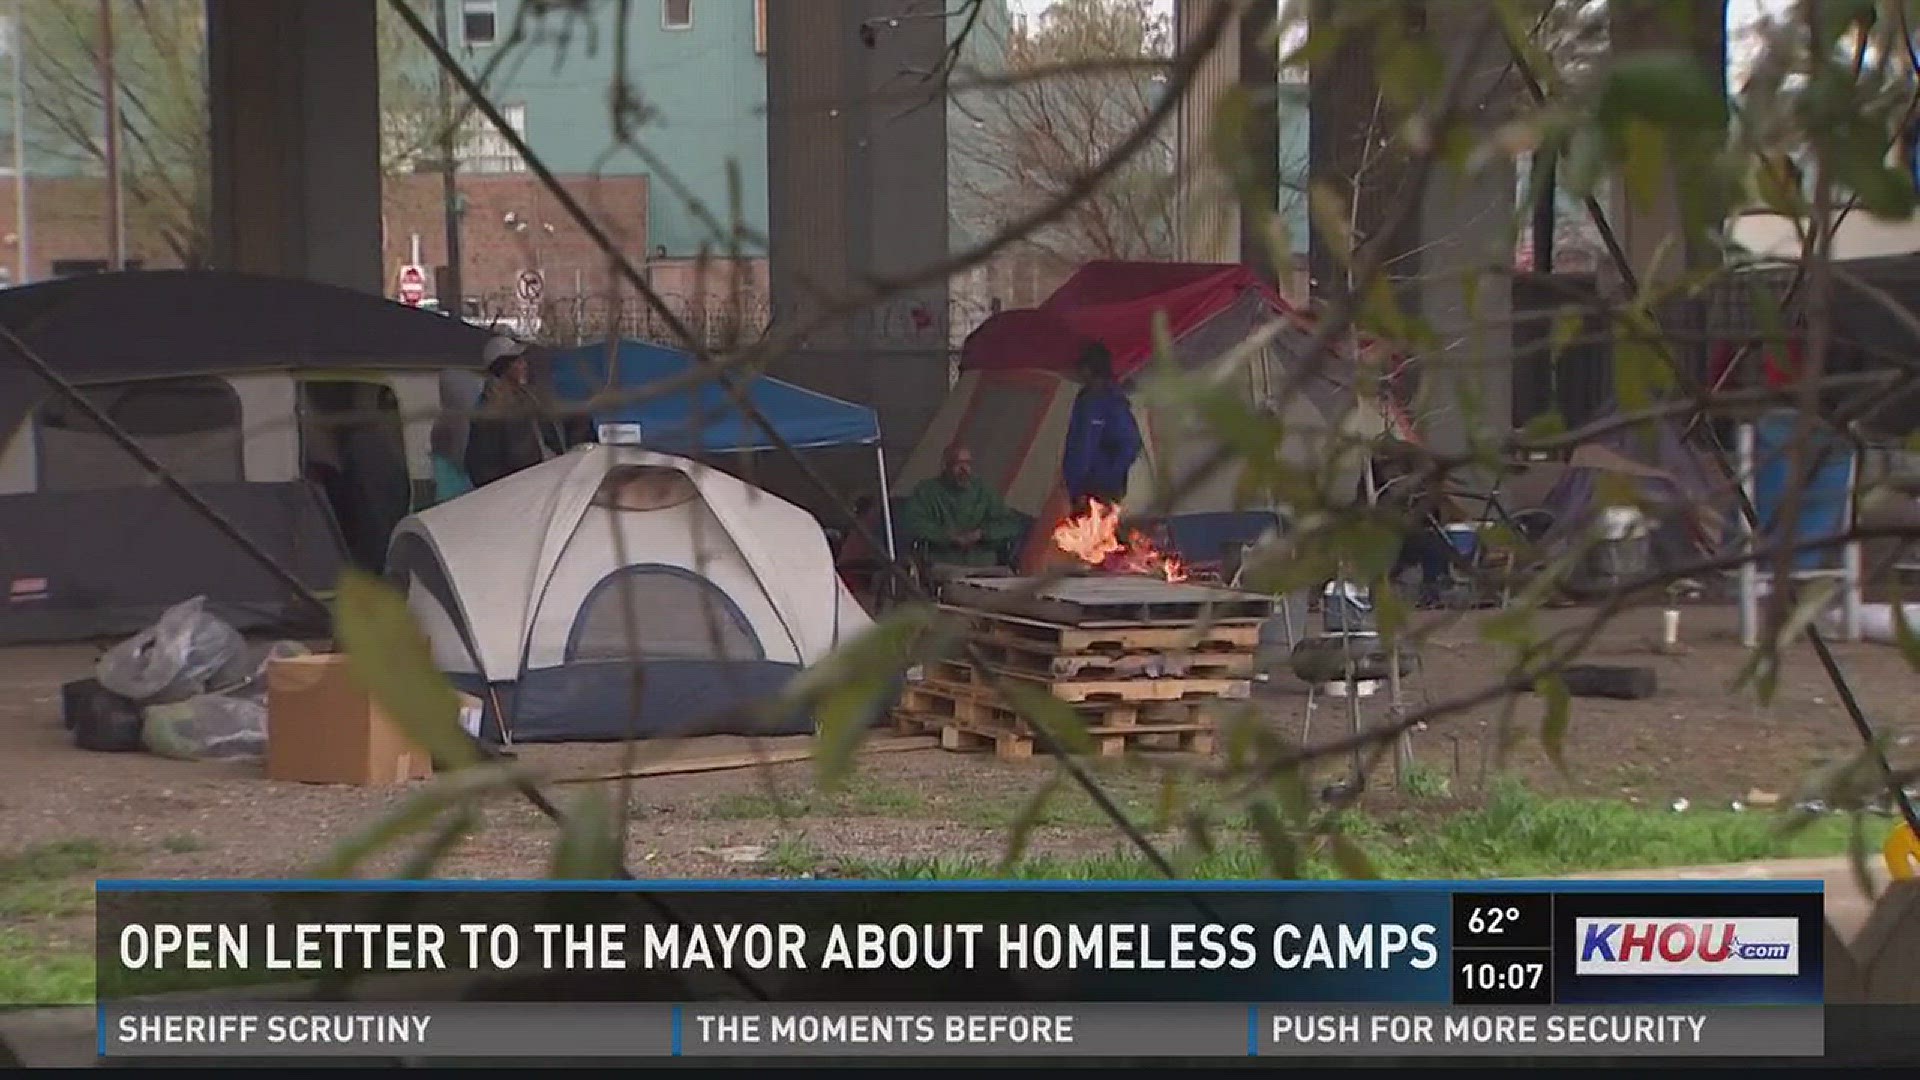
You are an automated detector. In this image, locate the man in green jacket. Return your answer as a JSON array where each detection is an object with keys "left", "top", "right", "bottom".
[{"left": 897, "top": 445, "right": 1025, "bottom": 569}]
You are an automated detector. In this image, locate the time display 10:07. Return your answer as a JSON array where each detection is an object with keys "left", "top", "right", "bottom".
[{"left": 1457, "top": 960, "right": 1547, "bottom": 993}]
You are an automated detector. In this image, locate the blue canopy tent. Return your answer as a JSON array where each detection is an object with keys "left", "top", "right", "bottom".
[{"left": 546, "top": 339, "right": 896, "bottom": 557}]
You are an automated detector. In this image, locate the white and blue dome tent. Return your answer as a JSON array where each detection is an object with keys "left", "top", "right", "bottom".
[
  {"left": 386, "top": 444, "right": 874, "bottom": 743},
  {"left": 546, "top": 339, "right": 897, "bottom": 559}
]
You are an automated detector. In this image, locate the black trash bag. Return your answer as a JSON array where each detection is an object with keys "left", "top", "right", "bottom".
[{"left": 69, "top": 680, "right": 146, "bottom": 752}]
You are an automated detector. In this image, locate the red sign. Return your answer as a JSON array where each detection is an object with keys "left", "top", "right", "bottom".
[{"left": 396, "top": 264, "right": 427, "bottom": 306}]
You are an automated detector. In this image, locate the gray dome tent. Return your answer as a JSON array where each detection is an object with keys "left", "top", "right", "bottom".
[{"left": 0, "top": 271, "right": 500, "bottom": 644}]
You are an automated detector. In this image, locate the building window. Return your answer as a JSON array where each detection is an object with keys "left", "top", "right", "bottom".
[
  {"left": 457, "top": 102, "right": 527, "bottom": 174},
  {"left": 662, "top": 0, "right": 693, "bottom": 31},
  {"left": 462, "top": 0, "right": 498, "bottom": 47},
  {"left": 754, "top": 0, "right": 766, "bottom": 53}
]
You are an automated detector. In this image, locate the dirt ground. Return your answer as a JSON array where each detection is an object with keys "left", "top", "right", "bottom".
[{"left": 3, "top": 602, "right": 1913, "bottom": 884}]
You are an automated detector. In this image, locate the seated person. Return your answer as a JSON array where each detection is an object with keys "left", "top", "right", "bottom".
[{"left": 896, "top": 445, "right": 1025, "bottom": 570}]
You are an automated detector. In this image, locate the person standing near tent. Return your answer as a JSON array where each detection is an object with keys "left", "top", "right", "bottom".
[
  {"left": 428, "top": 415, "right": 474, "bottom": 506},
  {"left": 896, "top": 445, "right": 1024, "bottom": 569},
  {"left": 1062, "top": 342, "right": 1142, "bottom": 510},
  {"left": 465, "top": 335, "right": 587, "bottom": 487}
]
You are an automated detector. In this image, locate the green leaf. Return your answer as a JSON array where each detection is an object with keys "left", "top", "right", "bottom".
[
  {"left": 1518, "top": 410, "right": 1568, "bottom": 442},
  {"left": 1479, "top": 607, "right": 1536, "bottom": 649},
  {"left": 1549, "top": 308, "right": 1583, "bottom": 364},
  {"left": 1891, "top": 595, "right": 1920, "bottom": 671},
  {"left": 396, "top": 810, "right": 475, "bottom": 881},
  {"left": 333, "top": 570, "right": 479, "bottom": 771},
  {"left": 1373, "top": 584, "right": 1410, "bottom": 636},
  {"left": 1309, "top": 180, "right": 1357, "bottom": 269},
  {"left": 1535, "top": 674, "right": 1571, "bottom": 774},
  {"left": 1597, "top": 52, "right": 1728, "bottom": 137},
  {"left": 999, "top": 770, "right": 1066, "bottom": 873},
  {"left": 1154, "top": 770, "right": 1183, "bottom": 831},
  {"left": 1001, "top": 682, "right": 1094, "bottom": 756},
  {"left": 1248, "top": 802, "right": 1302, "bottom": 879},
  {"left": 1612, "top": 329, "right": 1663, "bottom": 416},
  {"left": 1774, "top": 579, "right": 1843, "bottom": 652},
  {"left": 1327, "top": 831, "right": 1378, "bottom": 879},
  {"left": 313, "top": 763, "right": 534, "bottom": 877},
  {"left": 786, "top": 604, "right": 939, "bottom": 789},
  {"left": 1183, "top": 809, "right": 1217, "bottom": 858},
  {"left": 550, "top": 787, "right": 623, "bottom": 880}
]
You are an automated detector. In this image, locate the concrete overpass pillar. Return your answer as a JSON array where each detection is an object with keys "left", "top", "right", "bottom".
[
  {"left": 1174, "top": 0, "right": 1243, "bottom": 263},
  {"left": 206, "top": 0, "right": 383, "bottom": 294},
  {"left": 765, "top": 0, "right": 951, "bottom": 462},
  {"left": 1608, "top": 0, "right": 1728, "bottom": 288},
  {"left": 1309, "top": 0, "right": 1514, "bottom": 452},
  {"left": 1173, "top": 1, "right": 1287, "bottom": 287}
]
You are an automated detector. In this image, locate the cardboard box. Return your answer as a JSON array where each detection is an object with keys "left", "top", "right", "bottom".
[{"left": 266, "top": 653, "right": 477, "bottom": 786}]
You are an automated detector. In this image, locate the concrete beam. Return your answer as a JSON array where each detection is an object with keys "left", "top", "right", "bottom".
[
  {"left": 206, "top": 0, "right": 383, "bottom": 293},
  {"left": 1172, "top": 1, "right": 1290, "bottom": 287},
  {"left": 1174, "top": 0, "right": 1244, "bottom": 263},
  {"left": 1308, "top": 0, "right": 1514, "bottom": 450},
  {"left": 765, "top": 1, "right": 950, "bottom": 461},
  {"left": 1608, "top": 0, "right": 1729, "bottom": 288}
]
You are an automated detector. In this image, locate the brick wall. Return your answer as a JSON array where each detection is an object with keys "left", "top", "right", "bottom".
[
  {"left": 380, "top": 172, "right": 650, "bottom": 306},
  {"left": 0, "top": 177, "right": 187, "bottom": 283},
  {"left": 0, "top": 171, "right": 657, "bottom": 304}
]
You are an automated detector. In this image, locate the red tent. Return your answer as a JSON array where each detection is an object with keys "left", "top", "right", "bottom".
[
  {"left": 902, "top": 261, "right": 1416, "bottom": 571},
  {"left": 962, "top": 260, "right": 1396, "bottom": 380}
]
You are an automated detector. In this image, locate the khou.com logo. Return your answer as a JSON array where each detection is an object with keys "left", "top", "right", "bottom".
[{"left": 1574, "top": 917, "right": 1800, "bottom": 976}]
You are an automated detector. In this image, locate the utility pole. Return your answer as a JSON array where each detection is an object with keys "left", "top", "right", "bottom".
[
  {"left": 98, "top": 0, "right": 124, "bottom": 270},
  {"left": 8, "top": 0, "right": 28, "bottom": 284},
  {"left": 432, "top": 0, "right": 463, "bottom": 314}
]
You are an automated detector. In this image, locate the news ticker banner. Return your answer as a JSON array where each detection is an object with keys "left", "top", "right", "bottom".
[{"left": 94, "top": 879, "right": 1826, "bottom": 1060}]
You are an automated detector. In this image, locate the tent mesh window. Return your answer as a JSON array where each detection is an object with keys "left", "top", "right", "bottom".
[
  {"left": 35, "top": 377, "right": 244, "bottom": 491},
  {"left": 591, "top": 466, "right": 700, "bottom": 511},
  {"left": 568, "top": 565, "right": 765, "bottom": 662}
]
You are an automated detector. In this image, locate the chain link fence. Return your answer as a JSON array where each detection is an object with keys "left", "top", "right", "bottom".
[{"left": 466, "top": 289, "right": 1005, "bottom": 356}]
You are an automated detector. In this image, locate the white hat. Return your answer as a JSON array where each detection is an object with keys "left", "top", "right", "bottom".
[{"left": 482, "top": 335, "right": 528, "bottom": 369}]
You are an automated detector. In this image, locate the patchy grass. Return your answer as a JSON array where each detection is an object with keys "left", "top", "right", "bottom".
[
  {"left": 0, "top": 839, "right": 110, "bottom": 883},
  {"left": 765, "top": 835, "right": 821, "bottom": 875},
  {"left": 0, "top": 930, "right": 92, "bottom": 1008},
  {"left": 0, "top": 839, "right": 113, "bottom": 1006},
  {"left": 703, "top": 783, "right": 929, "bottom": 821},
  {"left": 1400, "top": 763, "right": 1453, "bottom": 802},
  {"left": 836, "top": 783, "right": 1860, "bottom": 880},
  {"left": 160, "top": 834, "right": 206, "bottom": 855}
]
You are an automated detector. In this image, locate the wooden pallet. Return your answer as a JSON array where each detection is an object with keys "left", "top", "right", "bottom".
[
  {"left": 891, "top": 687, "right": 1217, "bottom": 761},
  {"left": 942, "top": 575, "right": 1275, "bottom": 626},
  {"left": 945, "top": 607, "right": 1264, "bottom": 655},
  {"left": 926, "top": 661, "right": 1251, "bottom": 703},
  {"left": 961, "top": 636, "right": 1257, "bottom": 680}
]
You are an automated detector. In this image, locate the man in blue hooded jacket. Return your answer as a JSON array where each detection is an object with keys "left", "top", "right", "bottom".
[{"left": 1062, "top": 342, "right": 1141, "bottom": 509}]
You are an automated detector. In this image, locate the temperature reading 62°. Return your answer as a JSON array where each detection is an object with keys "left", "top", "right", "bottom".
[
  {"left": 1467, "top": 906, "right": 1521, "bottom": 936},
  {"left": 1451, "top": 893, "right": 1551, "bottom": 949}
]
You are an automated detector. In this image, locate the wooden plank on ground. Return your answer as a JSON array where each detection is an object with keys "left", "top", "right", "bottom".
[{"left": 554, "top": 735, "right": 936, "bottom": 784}]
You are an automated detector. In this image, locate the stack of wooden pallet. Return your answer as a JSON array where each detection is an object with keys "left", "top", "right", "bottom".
[{"left": 892, "top": 575, "right": 1272, "bottom": 761}]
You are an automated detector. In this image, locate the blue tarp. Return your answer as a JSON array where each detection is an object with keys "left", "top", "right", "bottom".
[
  {"left": 1752, "top": 409, "right": 1855, "bottom": 572},
  {"left": 547, "top": 339, "right": 881, "bottom": 453}
]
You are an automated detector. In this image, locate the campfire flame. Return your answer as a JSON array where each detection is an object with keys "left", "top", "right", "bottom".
[{"left": 1051, "top": 499, "right": 1188, "bottom": 582}]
